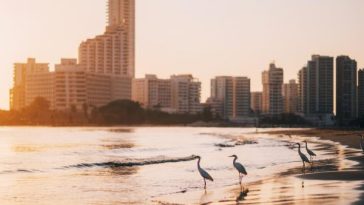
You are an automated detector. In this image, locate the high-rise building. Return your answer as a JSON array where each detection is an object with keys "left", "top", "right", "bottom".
[
  {"left": 298, "top": 55, "right": 334, "bottom": 116},
  {"left": 336, "top": 56, "right": 357, "bottom": 123},
  {"left": 283, "top": 80, "right": 299, "bottom": 114},
  {"left": 54, "top": 59, "right": 131, "bottom": 110},
  {"left": 79, "top": 0, "right": 135, "bottom": 99},
  {"left": 358, "top": 69, "right": 364, "bottom": 118},
  {"left": 132, "top": 75, "right": 172, "bottom": 110},
  {"left": 170, "top": 75, "right": 202, "bottom": 114},
  {"left": 10, "top": 58, "right": 53, "bottom": 110},
  {"left": 10, "top": 0, "right": 135, "bottom": 111},
  {"left": 262, "top": 63, "right": 284, "bottom": 115},
  {"left": 210, "top": 76, "right": 251, "bottom": 120},
  {"left": 297, "top": 68, "right": 305, "bottom": 114},
  {"left": 251, "top": 92, "right": 262, "bottom": 114},
  {"left": 54, "top": 59, "right": 87, "bottom": 111}
]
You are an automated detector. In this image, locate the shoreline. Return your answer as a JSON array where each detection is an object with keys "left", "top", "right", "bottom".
[
  {"left": 262, "top": 128, "right": 364, "bottom": 150},
  {"left": 155, "top": 128, "right": 364, "bottom": 205}
]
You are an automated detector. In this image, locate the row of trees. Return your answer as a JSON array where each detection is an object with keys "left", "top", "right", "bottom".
[
  {"left": 0, "top": 97, "right": 218, "bottom": 126},
  {"left": 10, "top": 97, "right": 364, "bottom": 127}
]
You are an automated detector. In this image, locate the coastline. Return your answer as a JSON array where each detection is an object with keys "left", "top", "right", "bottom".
[
  {"left": 155, "top": 128, "right": 364, "bottom": 205},
  {"left": 262, "top": 128, "right": 364, "bottom": 150}
]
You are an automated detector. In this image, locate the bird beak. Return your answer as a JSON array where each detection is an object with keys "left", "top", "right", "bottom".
[{"left": 228, "top": 155, "right": 233, "bottom": 157}]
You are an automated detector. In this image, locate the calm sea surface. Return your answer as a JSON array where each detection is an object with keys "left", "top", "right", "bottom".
[{"left": 0, "top": 127, "right": 360, "bottom": 204}]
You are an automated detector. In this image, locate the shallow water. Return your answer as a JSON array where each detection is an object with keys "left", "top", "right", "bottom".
[{"left": 0, "top": 127, "right": 362, "bottom": 204}]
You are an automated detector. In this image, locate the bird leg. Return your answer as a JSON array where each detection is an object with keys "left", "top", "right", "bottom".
[
  {"left": 240, "top": 175, "right": 245, "bottom": 192},
  {"left": 302, "top": 161, "right": 305, "bottom": 172},
  {"left": 239, "top": 173, "right": 242, "bottom": 190},
  {"left": 204, "top": 179, "right": 206, "bottom": 190}
]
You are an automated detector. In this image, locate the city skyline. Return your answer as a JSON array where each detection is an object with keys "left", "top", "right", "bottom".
[{"left": 1, "top": 0, "right": 364, "bottom": 110}]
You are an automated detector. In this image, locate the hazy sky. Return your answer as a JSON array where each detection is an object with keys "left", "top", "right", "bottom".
[{"left": 1, "top": 0, "right": 364, "bottom": 110}]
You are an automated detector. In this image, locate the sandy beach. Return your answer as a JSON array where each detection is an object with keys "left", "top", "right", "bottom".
[{"left": 155, "top": 128, "right": 364, "bottom": 205}]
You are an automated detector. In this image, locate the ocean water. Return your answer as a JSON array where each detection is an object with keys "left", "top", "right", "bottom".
[{"left": 0, "top": 127, "right": 359, "bottom": 204}]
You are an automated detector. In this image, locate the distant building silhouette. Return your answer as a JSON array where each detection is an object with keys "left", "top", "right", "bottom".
[
  {"left": 210, "top": 76, "right": 251, "bottom": 120},
  {"left": 251, "top": 92, "right": 262, "bottom": 114},
  {"left": 336, "top": 56, "right": 357, "bottom": 124},
  {"left": 283, "top": 79, "right": 299, "bottom": 114},
  {"left": 358, "top": 69, "right": 364, "bottom": 118},
  {"left": 298, "top": 55, "right": 334, "bottom": 116},
  {"left": 262, "top": 63, "right": 284, "bottom": 115}
]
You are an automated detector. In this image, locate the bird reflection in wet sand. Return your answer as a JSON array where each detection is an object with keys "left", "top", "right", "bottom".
[
  {"left": 359, "top": 135, "right": 364, "bottom": 153},
  {"left": 236, "top": 188, "right": 249, "bottom": 202},
  {"left": 195, "top": 156, "right": 214, "bottom": 190}
]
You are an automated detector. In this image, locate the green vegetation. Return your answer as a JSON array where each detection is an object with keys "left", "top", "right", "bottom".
[{"left": 0, "top": 97, "right": 218, "bottom": 126}]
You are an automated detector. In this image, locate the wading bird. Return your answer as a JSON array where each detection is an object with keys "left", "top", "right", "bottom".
[
  {"left": 195, "top": 156, "right": 214, "bottom": 189},
  {"left": 304, "top": 141, "right": 316, "bottom": 161},
  {"left": 360, "top": 135, "right": 364, "bottom": 153},
  {"left": 296, "top": 143, "right": 310, "bottom": 170},
  {"left": 229, "top": 155, "right": 247, "bottom": 188}
]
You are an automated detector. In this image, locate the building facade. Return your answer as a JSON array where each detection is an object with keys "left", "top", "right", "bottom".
[
  {"left": 107, "top": 0, "right": 135, "bottom": 77},
  {"left": 262, "top": 63, "right": 284, "bottom": 115},
  {"left": 132, "top": 75, "right": 172, "bottom": 110},
  {"left": 298, "top": 55, "right": 334, "bottom": 116},
  {"left": 132, "top": 74, "right": 201, "bottom": 114},
  {"left": 283, "top": 80, "right": 299, "bottom": 114},
  {"left": 170, "top": 75, "right": 202, "bottom": 114},
  {"left": 210, "top": 76, "right": 251, "bottom": 120},
  {"left": 78, "top": 0, "right": 134, "bottom": 100},
  {"left": 336, "top": 56, "right": 357, "bottom": 124},
  {"left": 10, "top": 58, "right": 131, "bottom": 112},
  {"left": 251, "top": 92, "right": 262, "bottom": 114},
  {"left": 10, "top": 0, "right": 135, "bottom": 111},
  {"left": 358, "top": 69, "right": 364, "bottom": 118},
  {"left": 10, "top": 58, "right": 53, "bottom": 110}
]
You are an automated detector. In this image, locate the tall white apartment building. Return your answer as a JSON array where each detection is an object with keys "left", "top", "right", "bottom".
[
  {"left": 108, "top": 0, "right": 135, "bottom": 76},
  {"left": 132, "top": 74, "right": 201, "bottom": 114},
  {"left": 262, "top": 63, "right": 284, "bottom": 115},
  {"left": 79, "top": 0, "right": 135, "bottom": 79},
  {"left": 132, "top": 75, "right": 171, "bottom": 109},
  {"left": 10, "top": 58, "right": 53, "bottom": 110},
  {"left": 298, "top": 55, "right": 334, "bottom": 115},
  {"left": 282, "top": 79, "right": 299, "bottom": 114},
  {"left": 210, "top": 76, "right": 251, "bottom": 120},
  {"left": 170, "top": 75, "right": 202, "bottom": 114}
]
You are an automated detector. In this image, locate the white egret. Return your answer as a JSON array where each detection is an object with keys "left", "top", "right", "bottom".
[
  {"left": 229, "top": 155, "right": 247, "bottom": 187},
  {"left": 195, "top": 156, "right": 214, "bottom": 189},
  {"left": 304, "top": 141, "right": 316, "bottom": 161},
  {"left": 296, "top": 143, "right": 310, "bottom": 170}
]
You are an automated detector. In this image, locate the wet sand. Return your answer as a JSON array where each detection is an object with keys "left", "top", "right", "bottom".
[
  {"left": 155, "top": 129, "right": 364, "bottom": 205},
  {"left": 264, "top": 129, "right": 364, "bottom": 150}
]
